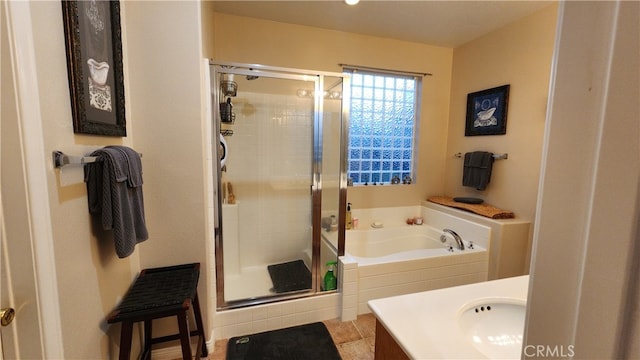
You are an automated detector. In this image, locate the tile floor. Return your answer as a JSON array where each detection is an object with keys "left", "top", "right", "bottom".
[{"left": 208, "top": 313, "right": 376, "bottom": 360}]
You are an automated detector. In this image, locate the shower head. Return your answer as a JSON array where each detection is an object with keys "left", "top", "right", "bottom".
[
  {"left": 221, "top": 80, "right": 237, "bottom": 97},
  {"left": 220, "top": 73, "right": 237, "bottom": 97}
]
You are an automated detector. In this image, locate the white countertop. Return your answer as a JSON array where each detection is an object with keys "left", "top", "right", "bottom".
[{"left": 368, "top": 275, "right": 529, "bottom": 359}]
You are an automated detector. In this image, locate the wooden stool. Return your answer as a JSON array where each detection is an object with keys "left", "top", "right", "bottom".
[{"left": 107, "top": 263, "right": 208, "bottom": 360}]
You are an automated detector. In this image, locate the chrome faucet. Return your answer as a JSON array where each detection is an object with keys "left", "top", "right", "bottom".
[{"left": 442, "top": 228, "right": 465, "bottom": 250}]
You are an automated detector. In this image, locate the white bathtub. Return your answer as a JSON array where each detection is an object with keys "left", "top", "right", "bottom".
[
  {"left": 323, "top": 219, "right": 490, "bottom": 315},
  {"left": 323, "top": 224, "right": 486, "bottom": 265},
  {"left": 343, "top": 225, "right": 485, "bottom": 265}
]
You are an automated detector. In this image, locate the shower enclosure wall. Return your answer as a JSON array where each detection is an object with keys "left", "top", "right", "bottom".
[{"left": 210, "top": 62, "right": 348, "bottom": 309}]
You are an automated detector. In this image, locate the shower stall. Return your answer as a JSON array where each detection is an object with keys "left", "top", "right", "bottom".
[{"left": 210, "top": 62, "right": 349, "bottom": 309}]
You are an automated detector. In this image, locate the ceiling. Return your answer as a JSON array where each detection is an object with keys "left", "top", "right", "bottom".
[{"left": 212, "top": 1, "right": 554, "bottom": 48}]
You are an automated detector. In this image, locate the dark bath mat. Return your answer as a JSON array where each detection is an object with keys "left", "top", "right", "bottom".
[
  {"left": 226, "top": 322, "right": 341, "bottom": 360},
  {"left": 267, "top": 259, "right": 311, "bottom": 293}
]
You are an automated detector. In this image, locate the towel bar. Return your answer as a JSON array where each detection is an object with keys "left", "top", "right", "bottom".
[
  {"left": 454, "top": 152, "right": 508, "bottom": 160},
  {"left": 52, "top": 150, "right": 142, "bottom": 168}
]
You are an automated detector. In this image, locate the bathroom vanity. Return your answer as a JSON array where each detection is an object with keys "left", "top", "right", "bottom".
[
  {"left": 374, "top": 319, "right": 410, "bottom": 360},
  {"left": 369, "top": 275, "right": 529, "bottom": 359}
]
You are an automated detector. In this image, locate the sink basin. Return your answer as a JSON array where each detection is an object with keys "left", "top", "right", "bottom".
[{"left": 458, "top": 298, "right": 526, "bottom": 359}]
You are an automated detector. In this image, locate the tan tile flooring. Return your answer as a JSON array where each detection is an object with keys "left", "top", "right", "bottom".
[{"left": 208, "top": 313, "right": 376, "bottom": 360}]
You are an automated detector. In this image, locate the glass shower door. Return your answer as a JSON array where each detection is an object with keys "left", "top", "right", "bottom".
[{"left": 218, "top": 70, "right": 317, "bottom": 303}]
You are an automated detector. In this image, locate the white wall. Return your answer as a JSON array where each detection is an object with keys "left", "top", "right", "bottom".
[
  {"left": 222, "top": 92, "right": 313, "bottom": 267},
  {"left": 2, "top": 3, "right": 49, "bottom": 357},
  {"left": 525, "top": 1, "right": 639, "bottom": 357}
]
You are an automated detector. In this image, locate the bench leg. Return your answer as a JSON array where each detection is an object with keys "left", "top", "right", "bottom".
[
  {"left": 140, "top": 320, "right": 152, "bottom": 360},
  {"left": 118, "top": 321, "right": 133, "bottom": 360},
  {"left": 192, "top": 293, "right": 208, "bottom": 357},
  {"left": 177, "top": 312, "right": 192, "bottom": 360}
]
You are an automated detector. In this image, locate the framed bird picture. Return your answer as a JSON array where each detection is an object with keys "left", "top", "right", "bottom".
[
  {"left": 465, "top": 85, "right": 510, "bottom": 136},
  {"left": 62, "top": 0, "right": 126, "bottom": 136}
]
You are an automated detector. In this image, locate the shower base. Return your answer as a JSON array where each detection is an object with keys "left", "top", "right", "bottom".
[
  {"left": 224, "top": 265, "right": 275, "bottom": 302},
  {"left": 224, "top": 258, "right": 313, "bottom": 302}
]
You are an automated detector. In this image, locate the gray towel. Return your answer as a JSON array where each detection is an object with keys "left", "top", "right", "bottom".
[
  {"left": 85, "top": 146, "right": 148, "bottom": 258},
  {"left": 105, "top": 145, "right": 143, "bottom": 187},
  {"left": 463, "top": 151, "right": 494, "bottom": 190}
]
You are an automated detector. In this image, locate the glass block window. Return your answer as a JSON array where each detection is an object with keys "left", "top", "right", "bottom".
[{"left": 345, "top": 69, "right": 420, "bottom": 185}]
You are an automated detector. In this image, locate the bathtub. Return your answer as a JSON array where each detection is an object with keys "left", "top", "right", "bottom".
[
  {"left": 343, "top": 225, "right": 485, "bottom": 265},
  {"left": 323, "top": 220, "right": 490, "bottom": 315}
]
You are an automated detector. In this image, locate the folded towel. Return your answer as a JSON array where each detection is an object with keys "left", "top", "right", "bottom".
[
  {"left": 105, "top": 145, "right": 143, "bottom": 187},
  {"left": 85, "top": 146, "right": 148, "bottom": 258},
  {"left": 463, "top": 151, "right": 494, "bottom": 190}
]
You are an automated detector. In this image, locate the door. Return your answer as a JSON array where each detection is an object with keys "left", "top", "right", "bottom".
[
  {"left": 212, "top": 64, "right": 347, "bottom": 309},
  {"left": 216, "top": 69, "right": 318, "bottom": 303},
  {"left": 1, "top": 1, "right": 50, "bottom": 357}
]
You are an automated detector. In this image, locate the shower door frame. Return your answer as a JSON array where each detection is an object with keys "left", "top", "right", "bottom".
[{"left": 210, "top": 61, "right": 349, "bottom": 309}]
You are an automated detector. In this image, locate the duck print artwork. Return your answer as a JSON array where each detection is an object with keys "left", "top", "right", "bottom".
[
  {"left": 83, "top": 0, "right": 112, "bottom": 112},
  {"left": 63, "top": 0, "right": 126, "bottom": 136},
  {"left": 474, "top": 98, "right": 498, "bottom": 128},
  {"left": 465, "top": 85, "right": 510, "bottom": 136}
]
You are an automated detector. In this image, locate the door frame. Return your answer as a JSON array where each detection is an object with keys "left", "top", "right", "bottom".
[{"left": 3, "top": 1, "right": 64, "bottom": 357}]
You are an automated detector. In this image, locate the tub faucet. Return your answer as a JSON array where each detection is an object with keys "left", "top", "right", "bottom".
[{"left": 442, "top": 229, "right": 464, "bottom": 250}]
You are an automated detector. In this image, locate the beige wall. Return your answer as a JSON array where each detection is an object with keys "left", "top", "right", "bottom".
[
  {"left": 201, "top": 0, "right": 216, "bottom": 60},
  {"left": 23, "top": 1, "right": 208, "bottom": 358},
  {"left": 12, "top": 1, "right": 638, "bottom": 358},
  {"left": 445, "top": 4, "right": 558, "bottom": 222},
  {"left": 209, "top": 8, "right": 558, "bottom": 216},
  {"left": 124, "top": 1, "right": 207, "bottom": 270},
  {"left": 122, "top": 0, "right": 210, "bottom": 344},
  {"left": 28, "top": 2, "right": 137, "bottom": 358},
  {"left": 209, "top": 13, "right": 454, "bottom": 209},
  {"left": 12, "top": 1, "right": 570, "bottom": 358}
]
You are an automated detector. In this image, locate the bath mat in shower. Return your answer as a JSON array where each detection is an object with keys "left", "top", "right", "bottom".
[
  {"left": 267, "top": 259, "right": 312, "bottom": 293},
  {"left": 226, "top": 322, "right": 341, "bottom": 360}
]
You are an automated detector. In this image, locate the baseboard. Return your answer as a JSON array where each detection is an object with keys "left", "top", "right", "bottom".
[{"left": 149, "top": 335, "right": 215, "bottom": 360}]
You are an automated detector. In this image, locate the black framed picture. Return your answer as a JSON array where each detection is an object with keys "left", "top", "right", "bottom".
[
  {"left": 62, "top": 0, "right": 126, "bottom": 136},
  {"left": 465, "top": 85, "right": 510, "bottom": 136}
]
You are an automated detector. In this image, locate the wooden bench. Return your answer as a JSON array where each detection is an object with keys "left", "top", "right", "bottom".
[{"left": 107, "top": 263, "right": 208, "bottom": 359}]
